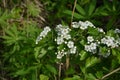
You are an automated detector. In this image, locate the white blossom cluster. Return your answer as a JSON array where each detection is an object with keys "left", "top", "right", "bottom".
[
  {"left": 55, "top": 49, "right": 67, "bottom": 59},
  {"left": 67, "top": 41, "right": 77, "bottom": 54},
  {"left": 114, "top": 28, "right": 120, "bottom": 33},
  {"left": 55, "top": 24, "right": 77, "bottom": 59},
  {"left": 55, "top": 24, "right": 71, "bottom": 45},
  {"left": 72, "top": 21, "right": 95, "bottom": 30},
  {"left": 36, "top": 26, "right": 51, "bottom": 44},
  {"left": 101, "top": 36, "right": 119, "bottom": 48},
  {"left": 85, "top": 43, "right": 97, "bottom": 54},
  {"left": 87, "top": 36, "right": 94, "bottom": 43}
]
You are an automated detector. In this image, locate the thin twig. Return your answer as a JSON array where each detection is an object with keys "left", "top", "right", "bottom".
[
  {"left": 96, "top": 67, "right": 120, "bottom": 80},
  {"left": 70, "top": 0, "right": 77, "bottom": 27}
]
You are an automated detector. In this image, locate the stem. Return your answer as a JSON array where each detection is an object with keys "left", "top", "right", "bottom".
[
  {"left": 58, "top": 63, "right": 62, "bottom": 80},
  {"left": 66, "top": 54, "right": 70, "bottom": 70},
  {"left": 70, "top": 0, "right": 77, "bottom": 27},
  {"left": 101, "top": 67, "right": 120, "bottom": 80}
]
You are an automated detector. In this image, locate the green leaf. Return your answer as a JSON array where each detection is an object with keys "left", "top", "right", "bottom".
[
  {"left": 76, "top": 4, "right": 86, "bottom": 15},
  {"left": 64, "top": 10, "right": 85, "bottom": 19},
  {"left": 38, "top": 48, "right": 47, "bottom": 58},
  {"left": 88, "top": 27, "right": 99, "bottom": 36},
  {"left": 27, "top": 2, "right": 40, "bottom": 17},
  {"left": 46, "top": 64, "right": 57, "bottom": 74},
  {"left": 88, "top": 0, "right": 96, "bottom": 16},
  {"left": 80, "top": 50, "right": 88, "bottom": 60},
  {"left": 86, "top": 56, "right": 100, "bottom": 68},
  {"left": 86, "top": 73, "right": 96, "bottom": 80},
  {"left": 95, "top": 71, "right": 103, "bottom": 79},
  {"left": 39, "top": 74, "right": 49, "bottom": 80}
]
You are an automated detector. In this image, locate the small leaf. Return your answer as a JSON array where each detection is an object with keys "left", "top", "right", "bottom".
[
  {"left": 38, "top": 48, "right": 47, "bottom": 58},
  {"left": 80, "top": 50, "right": 88, "bottom": 60},
  {"left": 86, "top": 73, "right": 96, "bottom": 80}
]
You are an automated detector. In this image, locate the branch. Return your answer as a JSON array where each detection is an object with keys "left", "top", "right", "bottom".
[
  {"left": 70, "top": 0, "right": 77, "bottom": 27},
  {"left": 101, "top": 67, "right": 120, "bottom": 80}
]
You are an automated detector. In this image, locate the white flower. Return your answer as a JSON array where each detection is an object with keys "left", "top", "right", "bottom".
[
  {"left": 85, "top": 45, "right": 91, "bottom": 52},
  {"left": 64, "top": 34, "right": 71, "bottom": 40},
  {"left": 84, "top": 43, "right": 97, "bottom": 53},
  {"left": 97, "top": 28, "right": 104, "bottom": 33},
  {"left": 85, "top": 21, "right": 95, "bottom": 27},
  {"left": 67, "top": 41, "right": 74, "bottom": 48},
  {"left": 70, "top": 46, "right": 76, "bottom": 54},
  {"left": 44, "top": 26, "right": 51, "bottom": 32},
  {"left": 114, "top": 28, "right": 120, "bottom": 33},
  {"left": 56, "top": 49, "right": 67, "bottom": 59},
  {"left": 55, "top": 37, "right": 64, "bottom": 45},
  {"left": 87, "top": 36, "right": 94, "bottom": 43},
  {"left": 90, "top": 43, "right": 97, "bottom": 50},
  {"left": 79, "top": 21, "right": 88, "bottom": 30},
  {"left": 101, "top": 36, "right": 119, "bottom": 48},
  {"left": 72, "top": 22, "right": 79, "bottom": 28},
  {"left": 40, "top": 31, "right": 47, "bottom": 38},
  {"left": 35, "top": 26, "right": 51, "bottom": 44}
]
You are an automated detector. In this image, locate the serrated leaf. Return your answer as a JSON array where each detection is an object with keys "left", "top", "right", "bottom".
[{"left": 86, "top": 57, "right": 100, "bottom": 68}]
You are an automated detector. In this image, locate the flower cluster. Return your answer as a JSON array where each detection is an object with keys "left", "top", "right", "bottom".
[
  {"left": 36, "top": 26, "right": 51, "bottom": 44},
  {"left": 67, "top": 41, "right": 76, "bottom": 54},
  {"left": 114, "top": 28, "right": 120, "bottom": 33},
  {"left": 55, "top": 24, "right": 77, "bottom": 59},
  {"left": 55, "top": 49, "right": 67, "bottom": 59},
  {"left": 72, "top": 21, "right": 95, "bottom": 30},
  {"left": 36, "top": 20, "right": 120, "bottom": 59},
  {"left": 85, "top": 43, "right": 97, "bottom": 54},
  {"left": 101, "top": 36, "right": 119, "bottom": 48},
  {"left": 55, "top": 24, "right": 71, "bottom": 45}
]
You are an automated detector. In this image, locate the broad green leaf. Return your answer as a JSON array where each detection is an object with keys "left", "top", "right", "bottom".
[
  {"left": 46, "top": 64, "right": 57, "bottom": 74},
  {"left": 39, "top": 74, "right": 49, "bottom": 80},
  {"left": 85, "top": 56, "right": 100, "bottom": 68},
  {"left": 88, "top": 0, "right": 96, "bottom": 16},
  {"left": 76, "top": 4, "right": 86, "bottom": 15}
]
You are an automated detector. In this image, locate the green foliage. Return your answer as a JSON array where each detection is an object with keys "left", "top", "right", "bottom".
[{"left": 0, "top": 0, "right": 120, "bottom": 80}]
